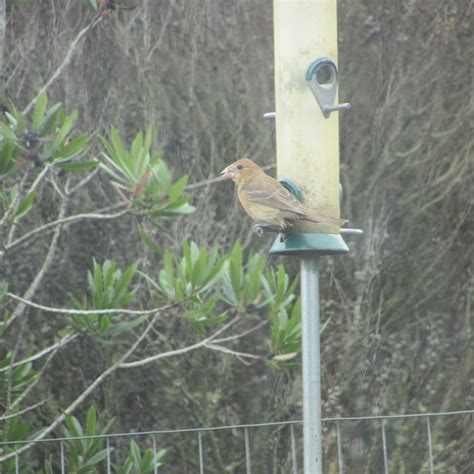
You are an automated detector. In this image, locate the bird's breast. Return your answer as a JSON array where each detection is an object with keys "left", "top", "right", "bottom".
[{"left": 237, "top": 188, "right": 281, "bottom": 224}]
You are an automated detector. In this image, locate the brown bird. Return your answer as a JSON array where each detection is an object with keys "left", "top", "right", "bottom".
[{"left": 221, "top": 159, "right": 347, "bottom": 232}]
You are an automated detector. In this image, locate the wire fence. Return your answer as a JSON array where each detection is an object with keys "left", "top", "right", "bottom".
[{"left": 2, "top": 409, "right": 474, "bottom": 473}]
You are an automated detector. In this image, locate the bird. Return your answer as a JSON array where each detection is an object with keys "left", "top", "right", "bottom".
[{"left": 220, "top": 159, "right": 347, "bottom": 234}]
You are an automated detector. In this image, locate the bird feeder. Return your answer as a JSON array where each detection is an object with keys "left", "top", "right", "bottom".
[
  {"left": 269, "top": 0, "right": 350, "bottom": 256},
  {"left": 267, "top": 2, "right": 356, "bottom": 473}
]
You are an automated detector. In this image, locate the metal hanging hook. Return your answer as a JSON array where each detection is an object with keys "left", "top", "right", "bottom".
[{"left": 306, "top": 58, "right": 351, "bottom": 118}]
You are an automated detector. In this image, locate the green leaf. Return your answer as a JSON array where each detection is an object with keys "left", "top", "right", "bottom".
[
  {"left": 55, "top": 111, "right": 77, "bottom": 146},
  {"left": 320, "top": 316, "right": 331, "bottom": 336},
  {"left": 130, "top": 439, "right": 141, "bottom": 468},
  {"left": 159, "top": 203, "right": 195, "bottom": 216},
  {"left": 37, "top": 103, "right": 62, "bottom": 136},
  {"left": 137, "top": 224, "right": 162, "bottom": 254},
  {"left": 4, "top": 111, "right": 17, "bottom": 128},
  {"left": 64, "top": 413, "right": 84, "bottom": 439},
  {"left": 32, "top": 92, "right": 48, "bottom": 130},
  {"left": 110, "top": 127, "right": 134, "bottom": 182},
  {"left": 101, "top": 315, "right": 147, "bottom": 338},
  {"left": 55, "top": 160, "right": 98, "bottom": 171},
  {"left": 7, "top": 103, "right": 25, "bottom": 132},
  {"left": 0, "top": 141, "right": 15, "bottom": 176},
  {"left": 168, "top": 175, "right": 188, "bottom": 202},
  {"left": 140, "top": 449, "right": 154, "bottom": 471},
  {"left": 99, "top": 314, "right": 111, "bottom": 332},
  {"left": 272, "top": 352, "right": 298, "bottom": 362},
  {"left": 83, "top": 448, "right": 112, "bottom": 468},
  {"left": 0, "top": 122, "right": 17, "bottom": 140},
  {"left": 13, "top": 191, "right": 36, "bottom": 221},
  {"left": 54, "top": 134, "right": 90, "bottom": 159},
  {"left": 85, "top": 405, "right": 97, "bottom": 437}
]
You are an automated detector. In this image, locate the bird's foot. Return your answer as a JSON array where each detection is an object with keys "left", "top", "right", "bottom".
[
  {"left": 279, "top": 228, "right": 290, "bottom": 242},
  {"left": 254, "top": 225, "right": 265, "bottom": 237},
  {"left": 253, "top": 224, "right": 289, "bottom": 239}
]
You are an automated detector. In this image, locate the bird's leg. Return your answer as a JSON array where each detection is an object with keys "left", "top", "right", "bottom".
[
  {"left": 253, "top": 224, "right": 285, "bottom": 237},
  {"left": 279, "top": 227, "right": 291, "bottom": 242}
]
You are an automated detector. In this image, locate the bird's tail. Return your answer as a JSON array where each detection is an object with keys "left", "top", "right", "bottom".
[{"left": 300, "top": 212, "right": 348, "bottom": 226}]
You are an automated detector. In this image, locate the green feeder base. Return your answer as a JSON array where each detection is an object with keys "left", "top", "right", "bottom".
[{"left": 270, "top": 232, "right": 349, "bottom": 256}]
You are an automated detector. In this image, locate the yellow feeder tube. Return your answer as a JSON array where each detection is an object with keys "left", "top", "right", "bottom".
[{"left": 274, "top": 0, "right": 340, "bottom": 235}]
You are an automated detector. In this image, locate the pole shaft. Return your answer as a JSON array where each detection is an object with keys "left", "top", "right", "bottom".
[{"left": 300, "top": 257, "right": 323, "bottom": 473}]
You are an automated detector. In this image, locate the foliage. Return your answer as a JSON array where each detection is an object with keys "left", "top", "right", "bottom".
[
  {"left": 0, "top": 93, "right": 94, "bottom": 227},
  {"left": 149, "top": 240, "right": 224, "bottom": 305},
  {"left": 0, "top": 0, "right": 472, "bottom": 472},
  {"left": 115, "top": 439, "right": 167, "bottom": 474},
  {"left": 0, "top": 92, "right": 94, "bottom": 178},
  {"left": 59, "top": 405, "right": 115, "bottom": 473},
  {"left": 0, "top": 89, "right": 302, "bottom": 471},
  {"left": 68, "top": 260, "right": 146, "bottom": 339},
  {"left": 100, "top": 127, "right": 194, "bottom": 222}
]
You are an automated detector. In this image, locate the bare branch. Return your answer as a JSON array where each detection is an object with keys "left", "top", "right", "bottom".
[
  {"left": 6, "top": 205, "right": 130, "bottom": 253},
  {"left": 7, "top": 166, "right": 51, "bottom": 245},
  {"left": 119, "top": 317, "right": 240, "bottom": 368},
  {"left": 185, "top": 175, "right": 227, "bottom": 190},
  {"left": 0, "top": 334, "right": 78, "bottom": 374},
  {"left": 184, "top": 163, "right": 277, "bottom": 192},
  {"left": 0, "top": 169, "right": 30, "bottom": 235},
  {"left": 23, "top": 15, "right": 103, "bottom": 115},
  {"left": 0, "top": 400, "right": 47, "bottom": 422},
  {"left": 145, "top": 0, "right": 174, "bottom": 62},
  {"left": 0, "top": 312, "right": 159, "bottom": 462},
  {"left": 4, "top": 336, "right": 63, "bottom": 421},
  {"left": 212, "top": 320, "right": 268, "bottom": 344},
  {"left": 204, "top": 343, "right": 261, "bottom": 360},
  {"left": 5, "top": 292, "right": 172, "bottom": 316},
  {"left": 6, "top": 197, "right": 69, "bottom": 329},
  {"left": 66, "top": 166, "right": 100, "bottom": 195}
]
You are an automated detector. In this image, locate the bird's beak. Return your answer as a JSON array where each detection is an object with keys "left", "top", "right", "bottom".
[{"left": 220, "top": 166, "right": 236, "bottom": 181}]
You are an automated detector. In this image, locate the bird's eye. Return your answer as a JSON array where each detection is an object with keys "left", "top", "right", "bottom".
[{"left": 236, "top": 164, "right": 243, "bottom": 170}]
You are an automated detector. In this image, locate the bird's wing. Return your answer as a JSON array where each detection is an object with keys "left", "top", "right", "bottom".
[
  {"left": 241, "top": 174, "right": 348, "bottom": 226},
  {"left": 241, "top": 176, "right": 305, "bottom": 213}
]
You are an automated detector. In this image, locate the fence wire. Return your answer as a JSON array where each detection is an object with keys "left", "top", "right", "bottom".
[{"left": 2, "top": 409, "right": 473, "bottom": 473}]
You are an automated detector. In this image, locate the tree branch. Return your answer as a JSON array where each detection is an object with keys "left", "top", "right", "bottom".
[
  {"left": 6, "top": 197, "right": 69, "bottom": 329},
  {"left": 0, "top": 169, "right": 30, "bottom": 237},
  {"left": 0, "top": 400, "right": 47, "bottom": 422},
  {"left": 204, "top": 343, "right": 261, "bottom": 360},
  {"left": 6, "top": 166, "right": 51, "bottom": 245},
  {"left": 212, "top": 320, "right": 267, "bottom": 343},
  {"left": 0, "top": 311, "right": 160, "bottom": 462},
  {"left": 6, "top": 205, "right": 130, "bottom": 253},
  {"left": 0, "top": 334, "right": 78, "bottom": 374},
  {"left": 5, "top": 292, "right": 172, "bottom": 316},
  {"left": 119, "top": 317, "right": 240, "bottom": 368},
  {"left": 184, "top": 163, "right": 276, "bottom": 191},
  {"left": 23, "top": 15, "right": 103, "bottom": 115},
  {"left": 66, "top": 166, "right": 100, "bottom": 195}
]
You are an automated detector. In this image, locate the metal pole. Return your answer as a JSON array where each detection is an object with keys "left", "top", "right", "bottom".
[
  {"left": 336, "top": 421, "right": 344, "bottom": 474},
  {"left": 301, "top": 257, "right": 323, "bottom": 473},
  {"left": 244, "top": 427, "right": 252, "bottom": 474},
  {"left": 198, "top": 431, "right": 204, "bottom": 474},
  {"left": 426, "top": 417, "right": 434, "bottom": 474},
  {"left": 381, "top": 419, "right": 389, "bottom": 474},
  {"left": 61, "top": 441, "right": 66, "bottom": 474},
  {"left": 290, "top": 423, "right": 299, "bottom": 474}
]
